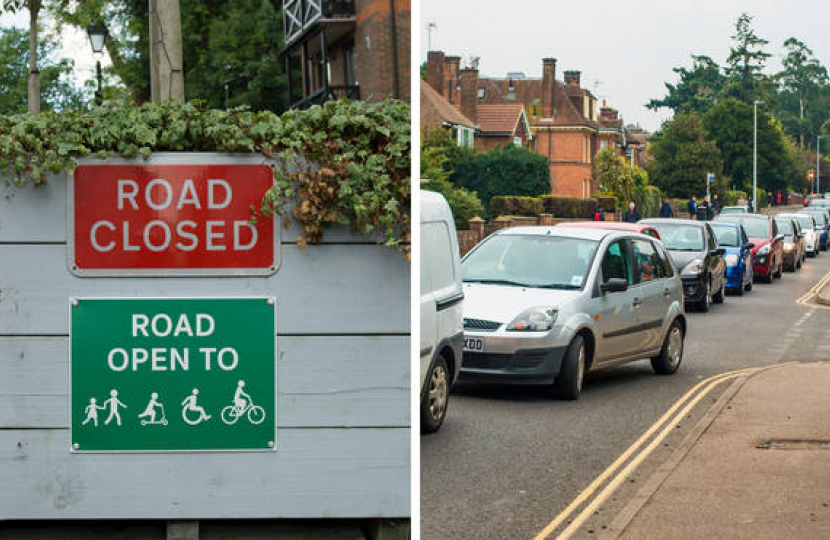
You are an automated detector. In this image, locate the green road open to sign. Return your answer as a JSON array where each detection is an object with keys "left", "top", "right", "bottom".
[{"left": 70, "top": 297, "right": 277, "bottom": 452}]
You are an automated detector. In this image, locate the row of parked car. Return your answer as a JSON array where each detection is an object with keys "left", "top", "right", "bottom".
[{"left": 420, "top": 191, "right": 830, "bottom": 432}]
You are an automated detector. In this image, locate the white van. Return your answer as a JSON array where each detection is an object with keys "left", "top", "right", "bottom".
[{"left": 420, "top": 191, "right": 464, "bottom": 433}]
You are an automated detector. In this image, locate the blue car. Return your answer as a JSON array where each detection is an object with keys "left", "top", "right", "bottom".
[{"left": 710, "top": 222, "right": 754, "bottom": 295}]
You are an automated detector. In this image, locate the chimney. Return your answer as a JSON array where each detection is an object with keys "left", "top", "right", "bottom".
[
  {"left": 541, "top": 58, "right": 556, "bottom": 120},
  {"left": 426, "top": 51, "right": 446, "bottom": 96},
  {"left": 445, "top": 56, "right": 461, "bottom": 106},
  {"left": 564, "top": 70, "right": 581, "bottom": 87},
  {"left": 600, "top": 106, "right": 618, "bottom": 121},
  {"left": 459, "top": 67, "right": 479, "bottom": 125}
]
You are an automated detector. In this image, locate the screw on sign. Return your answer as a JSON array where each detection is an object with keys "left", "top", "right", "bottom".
[{"left": 69, "top": 159, "right": 278, "bottom": 276}]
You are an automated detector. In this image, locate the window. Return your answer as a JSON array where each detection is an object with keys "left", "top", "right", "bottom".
[
  {"left": 705, "top": 225, "right": 717, "bottom": 251},
  {"left": 344, "top": 42, "right": 357, "bottom": 85},
  {"left": 508, "top": 79, "right": 515, "bottom": 91},
  {"left": 655, "top": 242, "right": 676, "bottom": 276},
  {"left": 477, "top": 87, "right": 485, "bottom": 99},
  {"left": 513, "top": 136, "right": 522, "bottom": 147},
  {"left": 600, "top": 139, "right": 607, "bottom": 150},
  {"left": 422, "top": 222, "right": 455, "bottom": 291},
  {"left": 632, "top": 239, "right": 665, "bottom": 283},
  {"left": 601, "top": 240, "right": 633, "bottom": 284}
]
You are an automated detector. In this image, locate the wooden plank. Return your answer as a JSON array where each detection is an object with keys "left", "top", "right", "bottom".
[
  {"left": 0, "top": 244, "right": 410, "bottom": 336},
  {"left": 0, "top": 178, "right": 380, "bottom": 244},
  {"left": 0, "top": 428, "right": 410, "bottom": 519},
  {"left": 0, "top": 336, "right": 409, "bottom": 428}
]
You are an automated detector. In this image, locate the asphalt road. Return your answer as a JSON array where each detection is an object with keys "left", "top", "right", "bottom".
[{"left": 421, "top": 223, "right": 830, "bottom": 539}]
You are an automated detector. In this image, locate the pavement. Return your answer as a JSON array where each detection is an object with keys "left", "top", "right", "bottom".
[{"left": 602, "top": 362, "right": 830, "bottom": 539}]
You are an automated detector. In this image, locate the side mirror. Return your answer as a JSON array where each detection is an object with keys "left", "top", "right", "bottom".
[
  {"left": 775, "top": 234, "right": 785, "bottom": 242},
  {"left": 746, "top": 242, "right": 755, "bottom": 250},
  {"left": 601, "top": 278, "right": 629, "bottom": 293}
]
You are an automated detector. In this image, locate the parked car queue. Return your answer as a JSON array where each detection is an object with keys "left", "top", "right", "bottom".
[{"left": 421, "top": 190, "right": 830, "bottom": 432}]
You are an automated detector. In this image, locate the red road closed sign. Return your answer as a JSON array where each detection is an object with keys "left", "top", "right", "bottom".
[{"left": 69, "top": 156, "right": 278, "bottom": 276}]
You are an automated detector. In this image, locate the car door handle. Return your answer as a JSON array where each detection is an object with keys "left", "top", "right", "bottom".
[
  {"left": 632, "top": 297, "right": 643, "bottom": 307},
  {"left": 663, "top": 288, "right": 671, "bottom": 297}
]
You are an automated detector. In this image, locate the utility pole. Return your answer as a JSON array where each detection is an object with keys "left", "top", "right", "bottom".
[
  {"left": 818, "top": 136, "right": 822, "bottom": 195},
  {"left": 153, "top": 0, "right": 185, "bottom": 101},
  {"left": 753, "top": 100, "right": 763, "bottom": 212},
  {"left": 149, "top": 0, "right": 160, "bottom": 102}
]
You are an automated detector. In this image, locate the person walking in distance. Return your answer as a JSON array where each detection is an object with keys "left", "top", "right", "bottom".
[
  {"left": 103, "top": 389, "right": 127, "bottom": 426},
  {"left": 659, "top": 198, "right": 674, "bottom": 218},
  {"left": 623, "top": 202, "right": 640, "bottom": 223},
  {"left": 688, "top": 196, "right": 697, "bottom": 219}
]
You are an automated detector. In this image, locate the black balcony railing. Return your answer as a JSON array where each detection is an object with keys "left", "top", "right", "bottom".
[
  {"left": 292, "top": 85, "right": 361, "bottom": 110},
  {"left": 284, "top": 0, "right": 356, "bottom": 47}
]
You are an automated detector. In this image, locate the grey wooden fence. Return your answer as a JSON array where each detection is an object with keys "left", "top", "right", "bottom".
[{"left": 0, "top": 154, "right": 410, "bottom": 520}]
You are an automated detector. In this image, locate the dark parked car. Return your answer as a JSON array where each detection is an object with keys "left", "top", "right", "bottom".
[
  {"left": 774, "top": 216, "right": 806, "bottom": 271},
  {"left": 641, "top": 219, "right": 726, "bottom": 312},
  {"left": 715, "top": 214, "right": 784, "bottom": 283}
]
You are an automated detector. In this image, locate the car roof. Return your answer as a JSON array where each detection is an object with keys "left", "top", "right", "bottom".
[
  {"left": 709, "top": 221, "right": 741, "bottom": 229},
  {"left": 498, "top": 226, "right": 611, "bottom": 241},
  {"left": 555, "top": 221, "right": 653, "bottom": 231},
  {"left": 640, "top": 218, "right": 705, "bottom": 227},
  {"left": 717, "top": 213, "right": 769, "bottom": 220}
]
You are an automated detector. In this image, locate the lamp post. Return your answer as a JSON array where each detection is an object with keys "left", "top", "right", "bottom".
[
  {"left": 86, "top": 24, "right": 108, "bottom": 106},
  {"left": 753, "top": 100, "right": 763, "bottom": 212},
  {"left": 818, "top": 136, "right": 823, "bottom": 195}
]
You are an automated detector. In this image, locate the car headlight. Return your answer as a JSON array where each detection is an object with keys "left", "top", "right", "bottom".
[
  {"left": 724, "top": 254, "right": 739, "bottom": 266},
  {"left": 681, "top": 259, "right": 704, "bottom": 276},
  {"left": 784, "top": 242, "right": 795, "bottom": 251},
  {"left": 757, "top": 244, "right": 770, "bottom": 255},
  {"left": 507, "top": 307, "right": 557, "bottom": 332}
]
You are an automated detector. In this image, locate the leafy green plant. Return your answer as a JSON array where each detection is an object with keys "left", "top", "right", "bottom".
[{"left": 0, "top": 99, "right": 411, "bottom": 256}]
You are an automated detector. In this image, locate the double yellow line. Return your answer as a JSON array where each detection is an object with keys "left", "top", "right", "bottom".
[
  {"left": 533, "top": 367, "right": 760, "bottom": 540},
  {"left": 796, "top": 266, "right": 830, "bottom": 307}
]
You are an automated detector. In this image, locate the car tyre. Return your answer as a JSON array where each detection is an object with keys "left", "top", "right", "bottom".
[
  {"left": 552, "top": 335, "right": 586, "bottom": 401},
  {"left": 713, "top": 278, "right": 725, "bottom": 303},
  {"left": 698, "top": 280, "right": 711, "bottom": 312},
  {"left": 420, "top": 355, "right": 450, "bottom": 434},
  {"left": 734, "top": 270, "right": 745, "bottom": 296},
  {"left": 651, "top": 320, "right": 684, "bottom": 375}
]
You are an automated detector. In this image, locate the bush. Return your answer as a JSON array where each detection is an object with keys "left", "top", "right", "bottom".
[
  {"left": 490, "top": 196, "right": 544, "bottom": 216},
  {"left": 427, "top": 178, "right": 484, "bottom": 230},
  {"left": 541, "top": 195, "right": 599, "bottom": 218},
  {"left": 595, "top": 195, "right": 617, "bottom": 212},
  {"left": 453, "top": 144, "right": 550, "bottom": 214},
  {"left": 632, "top": 185, "right": 663, "bottom": 218},
  {"left": 721, "top": 190, "right": 748, "bottom": 206}
]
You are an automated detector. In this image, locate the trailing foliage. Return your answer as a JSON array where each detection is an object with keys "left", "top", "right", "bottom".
[{"left": 0, "top": 99, "right": 411, "bottom": 256}]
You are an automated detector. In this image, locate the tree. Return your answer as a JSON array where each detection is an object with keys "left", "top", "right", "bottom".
[
  {"left": 647, "top": 55, "right": 725, "bottom": 114},
  {"left": 723, "top": 13, "right": 773, "bottom": 103},
  {"left": 420, "top": 130, "right": 483, "bottom": 229},
  {"left": 0, "top": 26, "right": 84, "bottom": 114},
  {"left": 452, "top": 144, "right": 550, "bottom": 215},
  {"left": 775, "top": 38, "right": 829, "bottom": 149},
  {"left": 595, "top": 147, "right": 660, "bottom": 216},
  {"left": 1, "top": 0, "right": 43, "bottom": 113},
  {"left": 703, "top": 98, "right": 804, "bottom": 193},
  {"left": 648, "top": 113, "right": 723, "bottom": 198},
  {"left": 49, "top": 0, "right": 288, "bottom": 111}
]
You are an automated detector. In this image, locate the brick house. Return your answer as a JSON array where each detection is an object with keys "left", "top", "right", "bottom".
[
  {"left": 420, "top": 80, "right": 476, "bottom": 147},
  {"left": 282, "top": 0, "right": 410, "bottom": 109},
  {"left": 425, "top": 52, "right": 637, "bottom": 198}
]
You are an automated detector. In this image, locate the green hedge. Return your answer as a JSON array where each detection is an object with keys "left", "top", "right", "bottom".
[
  {"left": 541, "top": 195, "right": 599, "bottom": 218},
  {"left": 722, "top": 190, "right": 748, "bottom": 206},
  {"left": 490, "top": 196, "right": 544, "bottom": 216}
]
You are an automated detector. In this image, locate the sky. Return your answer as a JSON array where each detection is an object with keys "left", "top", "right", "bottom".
[{"left": 421, "top": 0, "right": 830, "bottom": 132}]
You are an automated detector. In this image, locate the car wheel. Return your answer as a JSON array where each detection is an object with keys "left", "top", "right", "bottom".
[
  {"left": 698, "top": 280, "right": 711, "bottom": 312},
  {"left": 713, "top": 277, "right": 725, "bottom": 303},
  {"left": 734, "top": 270, "right": 744, "bottom": 296},
  {"left": 552, "top": 335, "right": 586, "bottom": 400},
  {"left": 651, "top": 320, "right": 684, "bottom": 375},
  {"left": 420, "top": 355, "right": 450, "bottom": 434}
]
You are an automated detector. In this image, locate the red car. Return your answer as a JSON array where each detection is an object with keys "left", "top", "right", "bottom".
[
  {"left": 714, "top": 214, "right": 783, "bottom": 283},
  {"left": 555, "top": 221, "right": 662, "bottom": 240}
]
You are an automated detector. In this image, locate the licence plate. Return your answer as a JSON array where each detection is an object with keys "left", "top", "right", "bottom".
[{"left": 463, "top": 337, "right": 485, "bottom": 353}]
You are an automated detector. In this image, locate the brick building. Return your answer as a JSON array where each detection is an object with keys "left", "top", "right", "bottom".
[
  {"left": 282, "top": 0, "right": 410, "bottom": 109},
  {"left": 420, "top": 80, "right": 476, "bottom": 147},
  {"left": 425, "top": 51, "right": 642, "bottom": 198}
]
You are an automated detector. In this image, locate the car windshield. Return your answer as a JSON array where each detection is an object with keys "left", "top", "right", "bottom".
[
  {"left": 462, "top": 234, "right": 599, "bottom": 289},
  {"left": 801, "top": 211, "right": 827, "bottom": 226},
  {"left": 790, "top": 215, "right": 814, "bottom": 230},
  {"left": 775, "top": 219, "right": 794, "bottom": 235},
  {"left": 647, "top": 223, "right": 704, "bottom": 251},
  {"left": 721, "top": 207, "right": 746, "bottom": 214},
  {"left": 718, "top": 216, "right": 769, "bottom": 237},
  {"left": 711, "top": 225, "right": 739, "bottom": 247}
]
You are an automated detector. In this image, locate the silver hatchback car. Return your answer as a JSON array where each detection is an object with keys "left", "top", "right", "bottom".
[{"left": 460, "top": 227, "right": 686, "bottom": 399}]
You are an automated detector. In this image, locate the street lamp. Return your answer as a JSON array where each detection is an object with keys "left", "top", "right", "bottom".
[
  {"left": 86, "top": 24, "right": 108, "bottom": 105},
  {"left": 753, "top": 100, "right": 763, "bottom": 212},
  {"left": 818, "top": 135, "right": 823, "bottom": 195}
]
